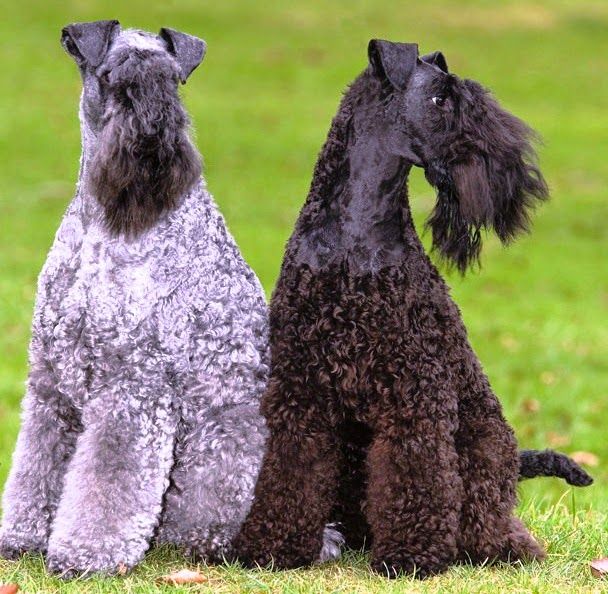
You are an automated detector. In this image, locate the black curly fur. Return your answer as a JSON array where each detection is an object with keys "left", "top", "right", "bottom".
[
  {"left": 519, "top": 450, "right": 593, "bottom": 486},
  {"left": 234, "top": 43, "right": 559, "bottom": 579}
]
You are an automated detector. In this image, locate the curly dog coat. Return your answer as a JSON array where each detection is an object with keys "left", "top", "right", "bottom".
[
  {"left": 0, "top": 21, "right": 270, "bottom": 576},
  {"left": 234, "top": 41, "right": 579, "bottom": 578}
]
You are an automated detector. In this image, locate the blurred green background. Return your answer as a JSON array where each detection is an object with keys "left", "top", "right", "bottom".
[{"left": 0, "top": 0, "right": 606, "bottom": 516}]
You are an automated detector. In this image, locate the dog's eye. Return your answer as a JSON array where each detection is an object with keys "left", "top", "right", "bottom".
[{"left": 432, "top": 95, "right": 446, "bottom": 107}]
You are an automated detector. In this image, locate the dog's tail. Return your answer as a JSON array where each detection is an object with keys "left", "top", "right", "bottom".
[{"left": 519, "top": 449, "right": 593, "bottom": 486}]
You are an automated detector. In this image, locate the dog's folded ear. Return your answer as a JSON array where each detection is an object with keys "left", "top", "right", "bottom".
[
  {"left": 368, "top": 40, "right": 419, "bottom": 90},
  {"left": 61, "top": 20, "right": 120, "bottom": 68},
  {"left": 420, "top": 50, "right": 448, "bottom": 73},
  {"left": 160, "top": 28, "right": 207, "bottom": 83}
]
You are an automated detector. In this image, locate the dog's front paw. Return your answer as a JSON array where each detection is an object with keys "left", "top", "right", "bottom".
[
  {"left": 46, "top": 542, "right": 135, "bottom": 579},
  {"left": 167, "top": 524, "right": 235, "bottom": 564},
  {"left": 183, "top": 540, "right": 232, "bottom": 565},
  {"left": 0, "top": 533, "right": 46, "bottom": 560}
]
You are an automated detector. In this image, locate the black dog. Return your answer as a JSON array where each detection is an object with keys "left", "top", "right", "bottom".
[{"left": 235, "top": 41, "right": 591, "bottom": 578}]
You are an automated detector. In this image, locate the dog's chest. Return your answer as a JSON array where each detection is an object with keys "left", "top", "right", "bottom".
[
  {"left": 278, "top": 268, "right": 410, "bottom": 419},
  {"left": 39, "top": 225, "right": 171, "bottom": 401},
  {"left": 79, "top": 231, "right": 158, "bottom": 324}
]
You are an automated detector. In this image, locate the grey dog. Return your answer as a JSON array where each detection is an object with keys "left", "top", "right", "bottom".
[{"left": 0, "top": 20, "right": 273, "bottom": 577}]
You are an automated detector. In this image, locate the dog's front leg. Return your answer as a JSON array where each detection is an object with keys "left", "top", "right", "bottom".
[
  {"left": 157, "top": 402, "right": 268, "bottom": 562},
  {"left": 366, "top": 411, "right": 462, "bottom": 579},
  {"left": 45, "top": 371, "right": 178, "bottom": 578},
  {"left": 0, "top": 344, "right": 81, "bottom": 559}
]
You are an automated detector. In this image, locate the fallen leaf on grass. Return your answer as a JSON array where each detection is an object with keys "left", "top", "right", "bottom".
[
  {"left": 158, "top": 569, "right": 208, "bottom": 585},
  {"left": 590, "top": 557, "right": 608, "bottom": 578},
  {"left": 570, "top": 451, "right": 600, "bottom": 467},
  {"left": 547, "top": 431, "right": 570, "bottom": 448},
  {"left": 521, "top": 398, "right": 540, "bottom": 413},
  {"left": 0, "top": 584, "right": 19, "bottom": 594}
]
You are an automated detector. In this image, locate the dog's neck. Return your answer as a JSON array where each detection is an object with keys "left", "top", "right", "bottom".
[{"left": 292, "top": 76, "right": 423, "bottom": 274}]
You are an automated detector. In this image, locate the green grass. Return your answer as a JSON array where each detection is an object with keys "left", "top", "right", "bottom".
[
  {"left": 1, "top": 504, "right": 607, "bottom": 593},
  {"left": 0, "top": 0, "right": 607, "bottom": 591}
]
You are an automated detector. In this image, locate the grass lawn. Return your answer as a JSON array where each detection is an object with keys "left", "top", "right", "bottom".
[{"left": 0, "top": 0, "right": 607, "bottom": 591}]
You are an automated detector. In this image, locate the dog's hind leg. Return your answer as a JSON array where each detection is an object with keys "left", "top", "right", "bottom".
[
  {"left": 157, "top": 403, "right": 267, "bottom": 562},
  {"left": 45, "top": 366, "right": 179, "bottom": 577},
  {"left": 365, "top": 410, "right": 463, "bottom": 579},
  {"left": 0, "top": 343, "right": 81, "bottom": 559},
  {"left": 156, "top": 293, "right": 270, "bottom": 563},
  {"left": 234, "top": 409, "right": 340, "bottom": 570},
  {"left": 456, "top": 390, "right": 545, "bottom": 564}
]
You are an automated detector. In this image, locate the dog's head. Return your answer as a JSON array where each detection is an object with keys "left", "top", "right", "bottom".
[
  {"left": 367, "top": 40, "right": 548, "bottom": 272},
  {"left": 61, "top": 20, "right": 206, "bottom": 235}
]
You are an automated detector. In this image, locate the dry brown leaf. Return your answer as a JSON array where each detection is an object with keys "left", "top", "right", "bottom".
[
  {"left": 590, "top": 557, "right": 608, "bottom": 578},
  {"left": 521, "top": 399, "right": 540, "bottom": 413},
  {"left": 159, "top": 569, "right": 208, "bottom": 585},
  {"left": 546, "top": 431, "right": 570, "bottom": 448},
  {"left": 0, "top": 584, "right": 19, "bottom": 594},
  {"left": 570, "top": 451, "right": 600, "bottom": 467}
]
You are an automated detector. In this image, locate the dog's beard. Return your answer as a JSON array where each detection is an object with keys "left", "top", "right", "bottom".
[
  {"left": 88, "top": 54, "right": 201, "bottom": 237},
  {"left": 424, "top": 159, "right": 482, "bottom": 274}
]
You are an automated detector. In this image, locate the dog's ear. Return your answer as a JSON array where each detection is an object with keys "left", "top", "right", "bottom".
[
  {"left": 88, "top": 48, "right": 201, "bottom": 236},
  {"left": 368, "top": 40, "right": 418, "bottom": 90},
  {"left": 61, "top": 20, "right": 120, "bottom": 68},
  {"left": 160, "top": 28, "right": 206, "bottom": 83},
  {"left": 425, "top": 80, "right": 548, "bottom": 272},
  {"left": 420, "top": 50, "right": 448, "bottom": 73}
]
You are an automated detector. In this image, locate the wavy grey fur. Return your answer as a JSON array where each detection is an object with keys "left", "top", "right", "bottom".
[{"left": 0, "top": 25, "right": 271, "bottom": 577}]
